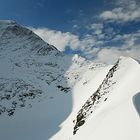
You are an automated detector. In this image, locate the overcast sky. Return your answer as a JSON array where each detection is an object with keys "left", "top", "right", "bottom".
[{"left": 0, "top": 0, "right": 140, "bottom": 63}]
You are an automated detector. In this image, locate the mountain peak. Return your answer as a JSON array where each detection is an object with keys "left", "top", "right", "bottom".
[
  {"left": 118, "top": 56, "right": 139, "bottom": 66},
  {"left": 0, "top": 20, "right": 16, "bottom": 26},
  {"left": 0, "top": 20, "right": 59, "bottom": 56}
]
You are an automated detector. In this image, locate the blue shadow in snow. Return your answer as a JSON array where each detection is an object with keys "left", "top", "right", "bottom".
[{"left": 133, "top": 92, "right": 140, "bottom": 117}]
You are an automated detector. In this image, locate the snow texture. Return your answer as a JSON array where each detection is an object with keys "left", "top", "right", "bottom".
[{"left": 0, "top": 20, "right": 140, "bottom": 140}]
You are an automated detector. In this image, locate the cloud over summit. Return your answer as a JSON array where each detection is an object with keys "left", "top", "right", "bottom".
[{"left": 30, "top": 0, "right": 140, "bottom": 64}]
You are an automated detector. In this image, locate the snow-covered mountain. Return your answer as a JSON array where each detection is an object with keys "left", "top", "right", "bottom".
[{"left": 0, "top": 20, "right": 140, "bottom": 140}]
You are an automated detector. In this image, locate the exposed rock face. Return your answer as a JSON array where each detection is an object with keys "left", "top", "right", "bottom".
[
  {"left": 73, "top": 60, "right": 119, "bottom": 134},
  {"left": 0, "top": 78, "right": 42, "bottom": 116}
]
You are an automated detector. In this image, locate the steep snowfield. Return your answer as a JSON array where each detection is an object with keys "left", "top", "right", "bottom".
[
  {"left": 51, "top": 57, "right": 140, "bottom": 140},
  {"left": 0, "top": 20, "right": 140, "bottom": 140}
]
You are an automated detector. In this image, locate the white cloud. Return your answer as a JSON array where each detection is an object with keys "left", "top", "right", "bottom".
[
  {"left": 96, "top": 31, "right": 140, "bottom": 64},
  {"left": 30, "top": 17, "right": 140, "bottom": 64},
  {"left": 31, "top": 27, "right": 97, "bottom": 52},
  {"left": 72, "top": 24, "right": 79, "bottom": 29},
  {"left": 31, "top": 27, "right": 80, "bottom": 51},
  {"left": 96, "top": 46, "right": 140, "bottom": 64},
  {"left": 87, "top": 23, "right": 103, "bottom": 35},
  {"left": 100, "top": 0, "right": 140, "bottom": 22}
]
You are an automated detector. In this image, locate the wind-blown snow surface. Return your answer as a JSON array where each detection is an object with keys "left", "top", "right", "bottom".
[
  {"left": 0, "top": 20, "right": 140, "bottom": 140},
  {"left": 51, "top": 57, "right": 140, "bottom": 140}
]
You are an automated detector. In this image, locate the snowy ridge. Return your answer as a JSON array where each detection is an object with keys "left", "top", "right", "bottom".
[
  {"left": 51, "top": 56, "right": 140, "bottom": 140},
  {"left": 73, "top": 59, "right": 119, "bottom": 134},
  {"left": 71, "top": 56, "right": 140, "bottom": 140},
  {"left": 73, "top": 56, "right": 140, "bottom": 134}
]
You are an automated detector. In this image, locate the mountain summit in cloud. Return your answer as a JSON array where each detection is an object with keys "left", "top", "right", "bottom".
[{"left": 0, "top": 20, "right": 140, "bottom": 140}]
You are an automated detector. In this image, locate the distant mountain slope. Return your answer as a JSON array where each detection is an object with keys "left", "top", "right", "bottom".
[{"left": 0, "top": 20, "right": 105, "bottom": 140}]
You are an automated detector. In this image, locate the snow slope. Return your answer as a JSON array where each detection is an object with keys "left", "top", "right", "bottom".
[
  {"left": 73, "top": 57, "right": 140, "bottom": 139},
  {"left": 51, "top": 57, "right": 140, "bottom": 140},
  {"left": 0, "top": 20, "right": 140, "bottom": 140}
]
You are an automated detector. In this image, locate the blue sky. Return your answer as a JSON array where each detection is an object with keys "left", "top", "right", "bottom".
[
  {"left": 0, "top": 0, "right": 140, "bottom": 63},
  {"left": 0, "top": 0, "right": 107, "bottom": 31}
]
